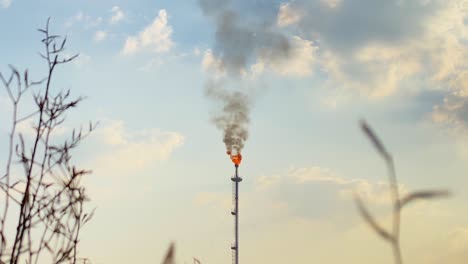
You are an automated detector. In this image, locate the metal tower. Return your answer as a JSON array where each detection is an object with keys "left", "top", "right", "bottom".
[{"left": 230, "top": 164, "right": 242, "bottom": 264}]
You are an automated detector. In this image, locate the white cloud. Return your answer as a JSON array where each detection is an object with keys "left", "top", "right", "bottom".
[
  {"left": 287, "top": 166, "right": 348, "bottom": 184},
  {"left": 273, "top": 0, "right": 468, "bottom": 102},
  {"left": 14, "top": 117, "right": 68, "bottom": 139},
  {"left": 257, "top": 166, "right": 409, "bottom": 215},
  {"left": 139, "top": 9, "right": 173, "bottom": 52},
  {"left": 79, "top": 120, "right": 183, "bottom": 202},
  {"left": 93, "top": 120, "right": 184, "bottom": 173},
  {"left": 291, "top": 167, "right": 408, "bottom": 205},
  {"left": 65, "top": 11, "right": 83, "bottom": 28},
  {"left": 65, "top": 11, "right": 102, "bottom": 29},
  {"left": 321, "top": 0, "right": 342, "bottom": 8},
  {"left": 94, "top": 30, "right": 107, "bottom": 42},
  {"left": 203, "top": 36, "right": 317, "bottom": 79},
  {"left": 426, "top": 1, "right": 468, "bottom": 131},
  {"left": 122, "top": 37, "right": 139, "bottom": 55},
  {"left": 320, "top": 42, "right": 423, "bottom": 98},
  {"left": 73, "top": 53, "right": 91, "bottom": 68},
  {"left": 99, "top": 120, "right": 127, "bottom": 145},
  {"left": 110, "top": 6, "right": 125, "bottom": 24},
  {"left": 15, "top": 119, "right": 37, "bottom": 137},
  {"left": 277, "top": 2, "right": 302, "bottom": 27},
  {"left": 121, "top": 9, "right": 174, "bottom": 55},
  {"left": 1, "top": 0, "right": 11, "bottom": 8},
  {"left": 268, "top": 36, "right": 318, "bottom": 77},
  {"left": 201, "top": 49, "right": 224, "bottom": 74}
]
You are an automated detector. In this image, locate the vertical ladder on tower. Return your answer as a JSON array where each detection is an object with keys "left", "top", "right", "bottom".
[{"left": 230, "top": 167, "right": 242, "bottom": 264}]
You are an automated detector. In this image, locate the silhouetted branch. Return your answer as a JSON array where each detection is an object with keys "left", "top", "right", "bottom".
[
  {"left": 399, "top": 190, "right": 450, "bottom": 209},
  {"left": 354, "top": 193, "right": 393, "bottom": 242},
  {"left": 162, "top": 243, "right": 175, "bottom": 264},
  {"left": 0, "top": 18, "right": 95, "bottom": 264},
  {"left": 355, "top": 120, "right": 450, "bottom": 264}
]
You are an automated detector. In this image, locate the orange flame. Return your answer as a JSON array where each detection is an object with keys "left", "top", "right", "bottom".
[{"left": 227, "top": 151, "right": 242, "bottom": 166}]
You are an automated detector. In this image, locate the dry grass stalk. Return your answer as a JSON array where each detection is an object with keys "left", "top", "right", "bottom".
[
  {"left": 355, "top": 120, "right": 450, "bottom": 264},
  {"left": 160, "top": 244, "right": 203, "bottom": 264},
  {"left": 162, "top": 243, "right": 175, "bottom": 264}
]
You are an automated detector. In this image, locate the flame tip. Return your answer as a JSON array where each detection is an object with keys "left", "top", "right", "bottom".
[{"left": 229, "top": 153, "right": 242, "bottom": 165}]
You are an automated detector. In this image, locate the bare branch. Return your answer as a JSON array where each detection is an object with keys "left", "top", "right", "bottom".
[
  {"left": 360, "top": 120, "right": 392, "bottom": 162},
  {"left": 162, "top": 243, "right": 175, "bottom": 264},
  {"left": 354, "top": 193, "right": 393, "bottom": 242},
  {"left": 400, "top": 190, "right": 450, "bottom": 209},
  {"left": 356, "top": 120, "right": 451, "bottom": 264},
  {"left": 0, "top": 18, "right": 95, "bottom": 264}
]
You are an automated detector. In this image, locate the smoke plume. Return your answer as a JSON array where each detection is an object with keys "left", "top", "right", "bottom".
[
  {"left": 199, "top": 0, "right": 291, "bottom": 154},
  {"left": 206, "top": 88, "right": 251, "bottom": 156},
  {"left": 206, "top": 81, "right": 250, "bottom": 155}
]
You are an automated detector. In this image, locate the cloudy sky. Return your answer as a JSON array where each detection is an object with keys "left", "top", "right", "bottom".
[{"left": 1, "top": 0, "right": 468, "bottom": 263}]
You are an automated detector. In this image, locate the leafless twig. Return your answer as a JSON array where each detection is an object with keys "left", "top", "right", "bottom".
[
  {"left": 162, "top": 243, "right": 175, "bottom": 264},
  {"left": 355, "top": 120, "right": 450, "bottom": 264},
  {"left": 0, "top": 18, "right": 96, "bottom": 264}
]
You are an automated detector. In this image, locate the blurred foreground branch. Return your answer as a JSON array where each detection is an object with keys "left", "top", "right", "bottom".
[{"left": 354, "top": 120, "right": 450, "bottom": 264}]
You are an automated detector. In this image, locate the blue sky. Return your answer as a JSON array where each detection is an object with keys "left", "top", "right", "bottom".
[{"left": 1, "top": 0, "right": 468, "bottom": 263}]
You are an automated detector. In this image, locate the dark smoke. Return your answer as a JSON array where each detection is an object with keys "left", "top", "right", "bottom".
[
  {"left": 206, "top": 81, "right": 250, "bottom": 155},
  {"left": 199, "top": 0, "right": 291, "bottom": 154},
  {"left": 213, "top": 10, "right": 291, "bottom": 75}
]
